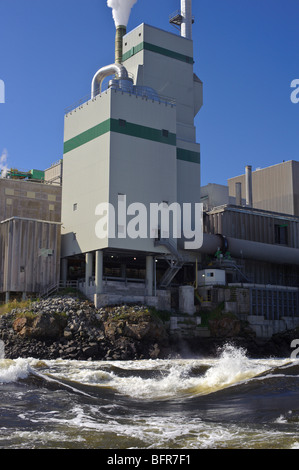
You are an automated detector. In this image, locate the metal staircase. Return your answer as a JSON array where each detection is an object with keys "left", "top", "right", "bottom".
[{"left": 155, "top": 238, "right": 185, "bottom": 287}]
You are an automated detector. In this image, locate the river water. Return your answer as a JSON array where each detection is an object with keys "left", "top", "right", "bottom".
[{"left": 0, "top": 344, "right": 299, "bottom": 450}]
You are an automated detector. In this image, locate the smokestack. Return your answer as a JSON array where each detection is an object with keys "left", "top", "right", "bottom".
[
  {"left": 181, "top": 0, "right": 193, "bottom": 39},
  {"left": 235, "top": 182, "right": 242, "bottom": 206},
  {"left": 245, "top": 165, "right": 253, "bottom": 207},
  {"left": 115, "top": 25, "right": 126, "bottom": 64},
  {"left": 107, "top": 1, "right": 137, "bottom": 63}
]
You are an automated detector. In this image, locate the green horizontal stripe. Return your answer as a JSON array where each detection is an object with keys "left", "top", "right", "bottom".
[
  {"left": 177, "top": 148, "right": 200, "bottom": 164},
  {"left": 63, "top": 119, "right": 110, "bottom": 154},
  {"left": 63, "top": 118, "right": 176, "bottom": 154},
  {"left": 122, "top": 41, "right": 194, "bottom": 65},
  {"left": 110, "top": 119, "right": 176, "bottom": 146}
]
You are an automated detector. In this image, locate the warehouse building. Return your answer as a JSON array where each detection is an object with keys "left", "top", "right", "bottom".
[{"left": 0, "top": 171, "right": 62, "bottom": 302}]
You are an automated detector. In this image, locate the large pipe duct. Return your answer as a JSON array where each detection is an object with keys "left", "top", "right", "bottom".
[
  {"left": 181, "top": 0, "right": 193, "bottom": 39},
  {"left": 200, "top": 233, "right": 299, "bottom": 266},
  {"left": 115, "top": 25, "right": 127, "bottom": 63},
  {"left": 91, "top": 63, "right": 129, "bottom": 98}
]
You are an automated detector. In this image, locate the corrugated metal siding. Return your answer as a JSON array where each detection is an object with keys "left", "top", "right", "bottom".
[
  {"left": 205, "top": 206, "right": 299, "bottom": 286},
  {"left": 206, "top": 206, "right": 299, "bottom": 247},
  {"left": 0, "top": 218, "right": 61, "bottom": 294}
]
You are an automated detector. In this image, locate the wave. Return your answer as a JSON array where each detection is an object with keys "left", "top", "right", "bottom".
[
  {"left": 0, "top": 346, "right": 296, "bottom": 402},
  {"left": 0, "top": 358, "right": 33, "bottom": 384}
]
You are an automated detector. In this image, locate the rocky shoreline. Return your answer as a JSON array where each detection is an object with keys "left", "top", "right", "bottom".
[{"left": 0, "top": 294, "right": 299, "bottom": 360}]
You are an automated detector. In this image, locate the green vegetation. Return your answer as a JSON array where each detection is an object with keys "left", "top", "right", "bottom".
[
  {"left": 198, "top": 302, "right": 236, "bottom": 328},
  {"left": 148, "top": 307, "right": 171, "bottom": 323},
  {"left": 57, "top": 287, "right": 86, "bottom": 299},
  {"left": 0, "top": 299, "right": 33, "bottom": 316}
]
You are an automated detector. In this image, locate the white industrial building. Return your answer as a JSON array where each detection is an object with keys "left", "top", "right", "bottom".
[{"left": 60, "top": 4, "right": 202, "bottom": 310}]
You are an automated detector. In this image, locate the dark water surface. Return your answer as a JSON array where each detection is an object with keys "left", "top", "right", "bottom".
[{"left": 1, "top": 345, "right": 299, "bottom": 449}]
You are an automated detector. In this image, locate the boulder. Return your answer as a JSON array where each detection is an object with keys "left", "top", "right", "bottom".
[{"left": 13, "top": 313, "right": 67, "bottom": 339}]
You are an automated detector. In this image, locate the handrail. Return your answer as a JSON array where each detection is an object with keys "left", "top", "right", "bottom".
[{"left": 65, "top": 84, "right": 176, "bottom": 115}]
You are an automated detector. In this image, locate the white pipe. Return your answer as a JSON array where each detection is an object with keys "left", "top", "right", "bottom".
[
  {"left": 245, "top": 165, "right": 253, "bottom": 207},
  {"left": 181, "top": 0, "right": 192, "bottom": 39},
  {"left": 91, "top": 63, "right": 128, "bottom": 99}
]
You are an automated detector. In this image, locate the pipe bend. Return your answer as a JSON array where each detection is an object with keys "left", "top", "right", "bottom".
[{"left": 91, "top": 63, "right": 128, "bottom": 98}]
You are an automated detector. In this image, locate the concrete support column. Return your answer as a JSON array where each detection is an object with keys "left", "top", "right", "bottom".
[
  {"left": 5, "top": 292, "right": 10, "bottom": 304},
  {"left": 120, "top": 263, "right": 126, "bottom": 279},
  {"left": 61, "top": 258, "right": 68, "bottom": 284},
  {"left": 95, "top": 250, "right": 103, "bottom": 295},
  {"left": 85, "top": 252, "right": 93, "bottom": 296},
  {"left": 179, "top": 285, "right": 195, "bottom": 315},
  {"left": 146, "top": 256, "right": 154, "bottom": 297}
]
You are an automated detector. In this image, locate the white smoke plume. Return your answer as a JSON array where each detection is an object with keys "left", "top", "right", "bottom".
[
  {"left": 107, "top": 0, "right": 138, "bottom": 27},
  {"left": 0, "top": 148, "right": 8, "bottom": 178}
]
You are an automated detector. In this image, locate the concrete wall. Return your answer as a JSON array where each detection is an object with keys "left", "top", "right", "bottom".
[
  {"left": 246, "top": 315, "right": 299, "bottom": 339},
  {"left": 123, "top": 23, "right": 201, "bottom": 217},
  {"left": 0, "top": 178, "right": 61, "bottom": 223},
  {"left": 200, "top": 183, "right": 230, "bottom": 211},
  {"left": 122, "top": 23, "right": 201, "bottom": 141},
  {"left": 61, "top": 91, "right": 111, "bottom": 257},
  {"left": 44, "top": 160, "right": 63, "bottom": 185},
  {"left": 61, "top": 85, "right": 179, "bottom": 256}
]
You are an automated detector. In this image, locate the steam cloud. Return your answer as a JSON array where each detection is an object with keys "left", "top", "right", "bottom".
[
  {"left": 0, "top": 148, "right": 8, "bottom": 178},
  {"left": 107, "top": 0, "right": 138, "bottom": 27}
]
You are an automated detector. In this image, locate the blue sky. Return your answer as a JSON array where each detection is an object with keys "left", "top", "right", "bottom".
[{"left": 0, "top": 0, "right": 298, "bottom": 186}]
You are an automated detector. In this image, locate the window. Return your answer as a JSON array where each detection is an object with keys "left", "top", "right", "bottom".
[
  {"left": 275, "top": 224, "right": 288, "bottom": 245},
  {"left": 119, "top": 119, "right": 126, "bottom": 127},
  {"left": 162, "top": 129, "right": 169, "bottom": 138},
  {"left": 73, "top": 203, "right": 78, "bottom": 211}
]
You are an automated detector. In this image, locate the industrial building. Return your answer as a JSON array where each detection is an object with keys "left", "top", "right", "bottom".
[
  {"left": 0, "top": 168, "right": 62, "bottom": 302},
  {"left": 1, "top": 0, "right": 299, "bottom": 338},
  {"left": 60, "top": 3, "right": 202, "bottom": 311},
  {"left": 228, "top": 161, "right": 299, "bottom": 216}
]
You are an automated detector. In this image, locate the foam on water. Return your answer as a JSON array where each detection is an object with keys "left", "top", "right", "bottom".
[
  {"left": 0, "top": 347, "right": 298, "bottom": 449},
  {"left": 0, "top": 358, "right": 34, "bottom": 384},
  {"left": 35, "top": 345, "right": 276, "bottom": 400},
  {"left": 106, "top": 345, "right": 271, "bottom": 399}
]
